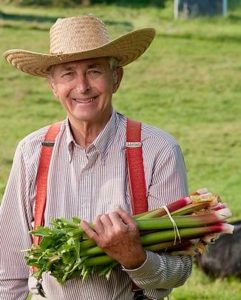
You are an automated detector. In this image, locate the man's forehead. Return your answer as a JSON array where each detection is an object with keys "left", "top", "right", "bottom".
[{"left": 55, "top": 57, "right": 110, "bottom": 69}]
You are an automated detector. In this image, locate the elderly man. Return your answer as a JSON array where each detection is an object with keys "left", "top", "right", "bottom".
[{"left": 0, "top": 15, "right": 192, "bottom": 300}]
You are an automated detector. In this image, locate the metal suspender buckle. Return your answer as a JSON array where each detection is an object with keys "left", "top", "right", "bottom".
[
  {"left": 126, "top": 142, "right": 142, "bottom": 148},
  {"left": 133, "top": 290, "right": 145, "bottom": 300},
  {"left": 133, "top": 290, "right": 153, "bottom": 300},
  {"left": 36, "top": 280, "right": 46, "bottom": 298},
  {"left": 41, "top": 141, "right": 55, "bottom": 147}
]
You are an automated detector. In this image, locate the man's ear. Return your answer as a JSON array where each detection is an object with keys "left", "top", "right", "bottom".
[{"left": 112, "top": 67, "right": 123, "bottom": 93}]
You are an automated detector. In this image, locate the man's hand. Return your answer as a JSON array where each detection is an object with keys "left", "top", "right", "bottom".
[{"left": 81, "top": 208, "right": 146, "bottom": 269}]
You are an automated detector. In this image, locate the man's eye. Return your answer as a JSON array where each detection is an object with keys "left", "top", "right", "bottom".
[
  {"left": 61, "top": 72, "right": 73, "bottom": 77},
  {"left": 88, "top": 69, "right": 101, "bottom": 74}
]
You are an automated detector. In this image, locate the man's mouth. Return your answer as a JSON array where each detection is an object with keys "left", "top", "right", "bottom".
[{"left": 72, "top": 97, "right": 96, "bottom": 103}]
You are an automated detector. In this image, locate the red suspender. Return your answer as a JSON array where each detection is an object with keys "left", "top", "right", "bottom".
[
  {"left": 126, "top": 119, "right": 148, "bottom": 215},
  {"left": 126, "top": 119, "right": 147, "bottom": 294},
  {"left": 33, "top": 118, "right": 147, "bottom": 244},
  {"left": 33, "top": 122, "right": 61, "bottom": 246}
]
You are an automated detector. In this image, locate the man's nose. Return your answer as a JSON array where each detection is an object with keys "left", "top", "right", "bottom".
[{"left": 75, "top": 75, "right": 90, "bottom": 93}]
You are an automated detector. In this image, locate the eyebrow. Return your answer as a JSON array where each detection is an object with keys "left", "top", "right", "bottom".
[
  {"left": 88, "top": 63, "right": 103, "bottom": 68},
  {"left": 60, "top": 62, "right": 105, "bottom": 71}
]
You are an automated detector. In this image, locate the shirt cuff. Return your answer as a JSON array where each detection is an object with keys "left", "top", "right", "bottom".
[{"left": 122, "top": 251, "right": 160, "bottom": 279}]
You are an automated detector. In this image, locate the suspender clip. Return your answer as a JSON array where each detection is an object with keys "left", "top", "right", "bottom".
[
  {"left": 126, "top": 142, "right": 142, "bottom": 148},
  {"left": 42, "top": 141, "right": 55, "bottom": 147}
]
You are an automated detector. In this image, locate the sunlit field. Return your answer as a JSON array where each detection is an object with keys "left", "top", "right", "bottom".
[{"left": 0, "top": 1, "right": 241, "bottom": 299}]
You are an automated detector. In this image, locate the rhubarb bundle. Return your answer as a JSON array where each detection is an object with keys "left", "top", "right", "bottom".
[{"left": 25, "top": 188, "right": 234, "bottom": 284}]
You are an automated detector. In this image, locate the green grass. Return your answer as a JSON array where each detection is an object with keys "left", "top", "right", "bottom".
[
  {"left": 1, "top": 1, "right": 241, "bottom": 299},
  {"left": 171, "top": 265, "right": 241, "bottom": 300}
]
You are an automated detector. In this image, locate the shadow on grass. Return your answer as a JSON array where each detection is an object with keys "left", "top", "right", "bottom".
[
  {"left": 0, "top": 10, "right": 133, "bottom": 31},
  {"left": 93, "top": 0, "right": 165, "bottom": 8},
  {"left": 0, "top": 10, "right": 59, "bottom": 23},
  {"left": 15, "top": 0, "right": 166, "bottom": 8},
  {"left": 227, "top": 13, "right": 241, "bottom": 22}
]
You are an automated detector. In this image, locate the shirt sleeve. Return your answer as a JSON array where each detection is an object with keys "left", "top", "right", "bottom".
[
  {"left": 148, "top": 143, "right": 189, "bottom": 205},
  {"left": 0, "top": 142, "right": 33, "bottom": 299},
  {"left": 124, "top": 143, "right": 192, "bottom": 298},
  {"left": 124, "top": 251, "right": 192, "bottom": 299}
]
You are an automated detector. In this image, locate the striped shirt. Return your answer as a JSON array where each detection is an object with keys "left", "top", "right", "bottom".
[{"left": 0, "top": 111, "right": 192, "bottom": 300}]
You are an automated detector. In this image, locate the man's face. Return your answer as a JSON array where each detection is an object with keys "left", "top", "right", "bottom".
[{"left": 48, "top": 57, "right": 122, "bottom": 127}]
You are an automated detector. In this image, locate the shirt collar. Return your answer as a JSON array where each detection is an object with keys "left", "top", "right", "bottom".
[
  {"left": 94, "top": 110, "right": 119, "bottom": 160},
  {"left": 65, "top": 111, "right": 119, "bottom": 162}
]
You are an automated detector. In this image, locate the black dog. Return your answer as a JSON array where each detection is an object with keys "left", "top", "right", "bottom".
[{"left": 196, "top": 220, "right": 241, "bottom": 279}]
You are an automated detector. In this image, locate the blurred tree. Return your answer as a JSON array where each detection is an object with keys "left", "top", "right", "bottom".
[{"left": 81, "top": 0, "right": 91, "bottom": 5}]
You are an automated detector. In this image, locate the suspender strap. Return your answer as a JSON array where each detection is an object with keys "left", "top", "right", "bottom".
[
  {"left": 126, "top": 118, "right": 147, "bottom": 297},
  {"left": 126, "top": 118, "right": 148, "bottom": 215},
  {"left": 33, "top": 122, "right": 61, "bottom": 246}
]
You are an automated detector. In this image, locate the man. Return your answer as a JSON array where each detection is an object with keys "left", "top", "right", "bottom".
[{"left": 0, "top": 15, "right": 192, "bottom": 300}]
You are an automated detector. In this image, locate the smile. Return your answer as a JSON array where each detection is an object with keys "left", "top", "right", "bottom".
[{"left": 72, "top": 97, "right": 96, "bottom": 103}]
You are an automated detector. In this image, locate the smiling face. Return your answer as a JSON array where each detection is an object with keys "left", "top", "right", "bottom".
[{"left": 48, "top": 57, "right": 123, "bottom": 129}]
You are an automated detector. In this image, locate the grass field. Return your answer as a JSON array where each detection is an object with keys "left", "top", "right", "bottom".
[{"left": 0, "top": 1, "right": 241, "bottom": 299}]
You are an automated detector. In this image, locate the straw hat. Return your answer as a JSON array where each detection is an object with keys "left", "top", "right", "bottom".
[{"left": 3, "top": 15, "right": 155, "bottom": 77}]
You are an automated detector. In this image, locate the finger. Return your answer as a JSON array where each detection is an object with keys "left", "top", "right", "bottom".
[
  {"left": 108, "top": 211, "right": 129, "bottom": 231},
  {"left": 98, "top": 214, "right": 113, "bottom": 227},
  {"left": 81, "top": 220, "right": 98, "bottom": 241},
  {"left": 114, "top": 207, "right": 137, "bottom": 229},
  {"left": 92, "top": 214, "right": 112, "bottom": 236}
]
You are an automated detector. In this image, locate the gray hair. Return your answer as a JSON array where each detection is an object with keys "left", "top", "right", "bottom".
[{"left": 109, "top": 57, "right": 119, "bottom": 70}]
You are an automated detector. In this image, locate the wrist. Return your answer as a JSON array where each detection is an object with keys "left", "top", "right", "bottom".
[{"left": 122, "top": 250, "right": 147, "bottom": 270}]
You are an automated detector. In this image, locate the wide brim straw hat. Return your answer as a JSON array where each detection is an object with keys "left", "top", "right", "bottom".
[{"left": 3, "top": 15, "right": 155, "bottom": 77}]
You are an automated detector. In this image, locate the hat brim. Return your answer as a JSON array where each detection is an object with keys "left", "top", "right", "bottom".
[{"left": 3, "top": 28, "right": 155, "bottom": 77}]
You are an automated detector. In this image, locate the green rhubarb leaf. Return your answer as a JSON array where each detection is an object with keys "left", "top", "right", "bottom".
[{"left": 30, "top": 226, "right": 53, "bottom": 237}]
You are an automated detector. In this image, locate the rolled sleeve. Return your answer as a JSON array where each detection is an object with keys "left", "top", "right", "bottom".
[{"left": 124, "top": 251, "right": 192, "bottom": 290}]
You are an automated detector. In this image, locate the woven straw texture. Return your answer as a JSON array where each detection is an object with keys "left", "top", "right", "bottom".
[{"left": 3, "top": 15, "right": 155, "bottom": 77}]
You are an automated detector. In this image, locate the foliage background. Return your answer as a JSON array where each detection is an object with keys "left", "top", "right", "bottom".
[{"left": 0, "top": 0, "right": 240, "bottom": 299}]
